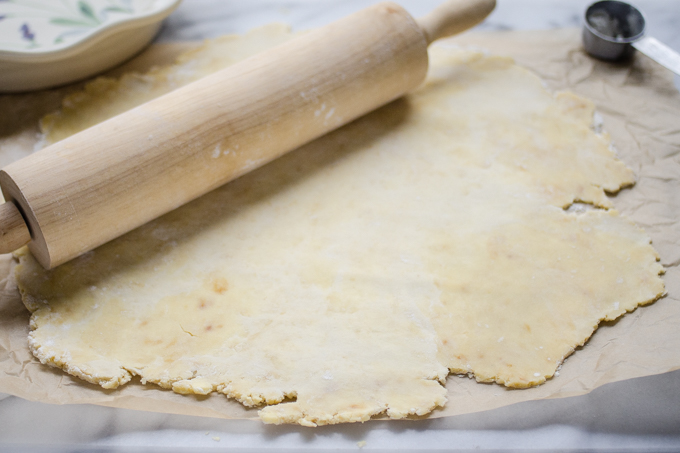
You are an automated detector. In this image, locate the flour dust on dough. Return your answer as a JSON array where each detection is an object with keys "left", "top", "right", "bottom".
[{"left": 15, "top": 25, "right": 665, "bottom": 426}]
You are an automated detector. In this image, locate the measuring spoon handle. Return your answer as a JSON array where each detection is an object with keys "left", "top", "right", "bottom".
[{"left": 633, "top": 36, "right": 680, "bottom": 76}]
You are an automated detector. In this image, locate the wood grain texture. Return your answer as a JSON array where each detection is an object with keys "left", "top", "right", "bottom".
[
  {"left": 0, "top": 0, "right": 495, "bottom": 268},
  {"left": 0, "top": 2, "right": 429, "bottom": 269},
  {"left": 0, "top": 201, "right": 30, "bottom": 254}
]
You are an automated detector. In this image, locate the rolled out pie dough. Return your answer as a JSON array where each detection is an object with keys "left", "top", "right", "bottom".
[{"left": 15, "top": 25, "right": 665, "bottom": 426}]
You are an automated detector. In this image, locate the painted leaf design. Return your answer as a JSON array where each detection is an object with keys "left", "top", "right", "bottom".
[
  {"left": 104, "top": 6, "right": 133, "bottom": 14},
  {"left": 50, "top": 17, "right": 97, "bottom": 27},
  {"left": 78, "top": 1, "right": 99, "bottom": 23}
]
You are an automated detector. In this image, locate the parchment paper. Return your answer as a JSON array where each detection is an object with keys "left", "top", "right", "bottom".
[{"left": 0, "top": 29, "right": 678, "bottom": 421}]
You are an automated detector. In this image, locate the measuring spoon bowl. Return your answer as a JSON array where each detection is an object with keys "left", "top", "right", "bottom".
[{"left": 582, "top": 0, "right": 645, "bottom": 61}]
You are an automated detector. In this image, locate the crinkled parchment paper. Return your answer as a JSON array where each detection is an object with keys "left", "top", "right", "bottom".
[{"left": 0, "top": 29, "right": 678, "bottom": 420}]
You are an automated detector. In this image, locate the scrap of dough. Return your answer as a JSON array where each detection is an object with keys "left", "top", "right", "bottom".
[{"left": 15, "top": 26, "right": 664, "bottom": 426}]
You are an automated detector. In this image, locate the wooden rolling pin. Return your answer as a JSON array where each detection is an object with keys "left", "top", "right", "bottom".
[{"left": 0, "top": 0, "right": 495, "bottom": 269}]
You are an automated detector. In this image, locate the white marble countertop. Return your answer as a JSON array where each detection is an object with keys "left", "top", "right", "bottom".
[
  {"left": 1, "top": 1, "right": 679, "bottom": 451},
  {"left": 159, "top": 0, "right": 680, "bottom": 88}
]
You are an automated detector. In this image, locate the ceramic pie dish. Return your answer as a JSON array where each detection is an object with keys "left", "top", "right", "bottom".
[{"left": 0, "top": 0, "right": 182, "bottom": 92}]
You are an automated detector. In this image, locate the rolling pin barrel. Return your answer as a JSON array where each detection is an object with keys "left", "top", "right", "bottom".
[{"left": 0, "top": 0, "right": 495, "bottom": 269}]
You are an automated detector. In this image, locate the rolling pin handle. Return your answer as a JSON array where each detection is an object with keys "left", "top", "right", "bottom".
[
  {"left": 0, "top": 201, "right": 31, "bottom": 254},
  {"left": 417, "top": 0, "right": 496, "bottom": 45}
]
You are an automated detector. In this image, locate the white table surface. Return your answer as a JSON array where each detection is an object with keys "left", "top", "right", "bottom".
[{"left": 1, "top": 1, "right": 679, "bottom": 451}]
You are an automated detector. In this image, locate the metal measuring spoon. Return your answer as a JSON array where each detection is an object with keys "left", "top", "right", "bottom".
[{"left": 582, "top": 0, "right": 680, "bottom": 75}]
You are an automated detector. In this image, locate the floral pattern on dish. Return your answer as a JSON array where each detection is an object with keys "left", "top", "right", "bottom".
[{"left": 0, "top": 0, "right": 170, "bottom": 51}]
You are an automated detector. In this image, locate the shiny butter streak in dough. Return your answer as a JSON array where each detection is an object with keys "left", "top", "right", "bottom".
[{"left": 15, "top": 26, "right": 664, "bottom": 426}]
